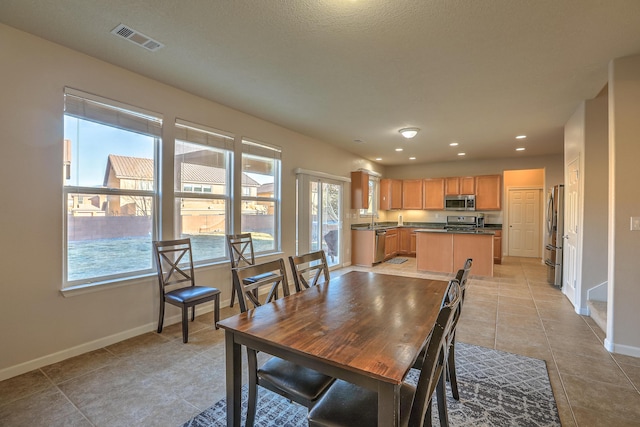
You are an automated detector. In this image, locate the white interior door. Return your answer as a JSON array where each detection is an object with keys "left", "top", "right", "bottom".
[
  {"left": 564, "top": 158, "right": 580, "bottom": 305},
  {"left": 508, "top": 188, "right": 541, "bottom": 257}
]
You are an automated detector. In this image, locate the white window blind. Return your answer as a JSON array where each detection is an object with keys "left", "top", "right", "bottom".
[
  {"left": 242, "top": 138, "right": 282, "bottom": 159},
  {"left": 64, "top": 87, "right": 162, "bottom": 137},
  {"left": 175, "top": 119, "right": 234, "bottom": 151}
]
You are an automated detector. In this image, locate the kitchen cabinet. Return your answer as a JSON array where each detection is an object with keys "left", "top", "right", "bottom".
[
  {"left": 402, "top": 180, "right": 423, "bottom": 209},
  {"left": 416, "top": 231, "right": 494, "bottom": 276},
  {"left": 399, "top": 228, "right": 417, "bottom": 255},
  {"left": 351, "top": 171, "right": 369, "bottom": 210},
  {"left": 380, "top": 179, "right": 403, "bottom": 210},
  {"left": 384, "top": 228, "right": 398, "bottom": 258},
  {"left": 351, "top": 229, "right": 375, "bottom": 266},
  {"left": 493, "top": 229, "right": 502, "bottom": 264},
  {"left": 385, "top": 228, "right": 399, "bottom": 258},
  {"left": 445, "top": 176, "right": 475, "bottom": 195},
  {"left": 423, "top": 178, "right": 445, "bottom": 210},
  {"left": 475, "top": 174, "right": 502, "bottom": 210}
]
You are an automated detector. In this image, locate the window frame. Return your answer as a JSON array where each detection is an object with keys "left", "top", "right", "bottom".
[
  {"left": 174, "top": 119, "right": 235, "bottom": 265},
  {"left": 62, "top": 88, "right": 162, "bottom": 288},
  {"left": 241, "top": 138, "right": 282, "bottom": 255}
]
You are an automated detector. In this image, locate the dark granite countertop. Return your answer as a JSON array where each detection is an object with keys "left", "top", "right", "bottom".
[{"left": 351, "top": 222, "right": 502, "bottom": 231}]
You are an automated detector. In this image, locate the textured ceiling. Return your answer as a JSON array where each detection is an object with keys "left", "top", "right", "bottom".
[{"left": 2, "top": 0, "right": 640, "bottom": 165}]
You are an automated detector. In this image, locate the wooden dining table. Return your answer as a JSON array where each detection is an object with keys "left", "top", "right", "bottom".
[{"left": 217, "top": 270, "right": 449, "bottom": 427}]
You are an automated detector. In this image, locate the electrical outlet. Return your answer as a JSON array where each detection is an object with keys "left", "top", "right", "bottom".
[{"left": 631, "top": 217, "right": 640, "bottom": 231}]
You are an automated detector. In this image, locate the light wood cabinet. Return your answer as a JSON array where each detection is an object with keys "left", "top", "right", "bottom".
[
  {"left": 384, "top": 228, "right": 398, "bottom": 258},
  {"left": 351, "top": 229, "right": 375, "bottom": 266},
  {"left": 399, "top": 228, "right": 417, "bottom": 255},
  {"left": 493, "top": 230, "right": 502, "bottom": 264},
  {"left": 417, "top": 231, "right": 494, "bottom": 276},
  {"left": 402, "top": 180, "right": 423, "bottom": 209},
  {"left": 445, "top": 176, "right": 475, "bottom": 195},
  {"left": 380, "top": 179, "right": 402, "bottom": 210},
  {"left": 351, "top": 171, "right": 369, "bottom": 210},
  {"left": 475, "top": 175, "right": 502, "bottom": 210},
  {"left": 423, "top": 178, "right": 445, "bottom": 210}
]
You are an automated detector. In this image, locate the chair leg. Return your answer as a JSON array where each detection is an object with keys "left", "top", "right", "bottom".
[
  {"left": 181, "top": 307, "right": 189, "bottom": 343},
  {"left": 191, "top": 305, "right": 196, "bottom": 322},
  {"left": 214, "top": 295, "right": 220, "bottom": 329},
  {"left": 246, "top": 349, "right": 259, "bottom": 427},
  {"left": 448, "top": 340, "right": 460, "bottom": 400},
  {"left": 230, "top": 285, "right": 236, "bottom": 308},
  {"left": 157, "top": 301, "right": 165, "bottom": 333},
  {"left": 425, "top": 401, "right": 433, "bottom": 427},
  {"left": 436, "top": 371, "right": 449, "bottom": 427}
]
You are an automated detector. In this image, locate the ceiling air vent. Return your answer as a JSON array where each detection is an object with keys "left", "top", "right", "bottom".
[{"left": 110, "top": 24, "right": 164, "bottom": 52}]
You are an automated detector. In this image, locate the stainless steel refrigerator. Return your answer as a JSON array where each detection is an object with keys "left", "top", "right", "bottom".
[{"left": 545, "top": 185, "right": 564, "bottom": 287}]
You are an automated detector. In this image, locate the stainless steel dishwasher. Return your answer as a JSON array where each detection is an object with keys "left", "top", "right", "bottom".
[{"left": 374, "top": 229, "right": 386, "bottom": 264}]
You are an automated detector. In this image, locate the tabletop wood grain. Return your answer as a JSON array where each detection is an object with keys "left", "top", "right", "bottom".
[{"left": 218, "top": 271, "right": 448, "bottom": 385}]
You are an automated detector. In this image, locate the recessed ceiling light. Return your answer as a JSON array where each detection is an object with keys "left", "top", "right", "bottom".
[
  {"left": 409, "top": 157, "right": 416, "bottom": 160},
  {"left": 399, "top": 128, "right": 420, "bottom": 139},
  {"left": 375, "top": 157, "right": 382, "bottom": 161},
  {"left": 449, "top": 142, "right": 459, "bottom": 146},
  {"left": 395, "top": 148, "right": 403, "bottom": 152},
  {"left": 457, "top": 152, "right": 466, "bottom": 156},
  {"left": 516, "top": 135, "right": 527, "bottom": 139},
  {"left": 516, "top": 147, "right": 526, "bottom": 151}
]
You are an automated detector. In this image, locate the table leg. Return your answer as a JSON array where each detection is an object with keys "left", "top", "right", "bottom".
[
  {"left": 225, "top": 331, "right": 242, "bottom": 427},
  {"left": 378, "top": 382, "right": 401, "bottom": 426}
]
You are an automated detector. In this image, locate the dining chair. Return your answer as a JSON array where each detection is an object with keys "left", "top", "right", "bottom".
[
  {"left": 226, "top": 233, "right": 276, "bottom": 308},
  {"left": 308, "top": 279, "right": 462, "bottom": 427},
  {"left": 152, "top": 238, "right": 221, "bottom": 343},
  {"left": 288, "top": 250, "right": 330, "bottom": 292},
  {"left": 232, "top": 259, "right": 335, "bottom": 427},
  {"left": 447, "top": 258, "right": 472, "bottom": 400}
]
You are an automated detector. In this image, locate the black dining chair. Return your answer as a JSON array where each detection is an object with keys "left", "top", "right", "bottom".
[
  {"left": 232, "top": 259, "right": 335, "bottom": 427},
  {"left": 308, "top": 279, "right": 462, "bottom": 427},
  {"left": 152, "top": 238, "right": 221, "bottom": 343},
  {"left": 226, "top": 233, "right": 276, "bottom": 308},
  {"left": 288, "top": 250, "right": 330, "bottom": 292},
  {"left": 447, "top": 258, "right": 472, "bottom": 400}
]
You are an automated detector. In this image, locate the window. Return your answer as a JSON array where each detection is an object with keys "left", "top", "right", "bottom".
[
  {"left": 174, "top": 120, "right": 234, "bottom": 263},
  {"left": 241, "top": 139, "right": 281, "bottom": 254},
  {"left": 63, "top": 88, "right": 161, "bottom": 286},
  {"left": 360, "top": 176, "right": 379, "bottom": 217}
]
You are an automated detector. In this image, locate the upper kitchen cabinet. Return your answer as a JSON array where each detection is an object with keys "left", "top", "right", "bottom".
[
  {"left": 402, "top": 179, "right": 423, "bottom": 209},
  {"left": 423, "top": 178, "right": 445, "bottom": 210},
  {"left": 351, "top": 171, "right": 369, "bottom": 210},
  {"left": 475, "top": 174, "right": 502, "bottom": 210},
  {"left": 445, "top": 176, "right": 475, "bottom": 195},
  {"left": 380, "top": 178, "right": 402, "bottom": 210}
]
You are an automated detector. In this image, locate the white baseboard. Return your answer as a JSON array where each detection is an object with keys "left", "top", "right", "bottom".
[
  {"left": 604, "top": 338, "right": 640, "bottom": 357},
  {"left": 0, "top": 305, "right": 219, "bottom": 382}
]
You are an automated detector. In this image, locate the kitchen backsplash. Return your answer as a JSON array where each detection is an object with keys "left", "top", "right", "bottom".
[{"left": 378, "top": 209, "right": 504, "bottom": 225}]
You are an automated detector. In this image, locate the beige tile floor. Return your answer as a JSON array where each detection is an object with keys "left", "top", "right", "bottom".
[{"left": 1, "top": 257, "right": 639, "bottom": 426}]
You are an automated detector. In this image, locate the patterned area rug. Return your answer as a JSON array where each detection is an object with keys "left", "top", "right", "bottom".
[
  {"left": 183, "top": 343, "right": 560, "bottom": 427},
  {"left": 386, "top": 257, "right": 408, "bottom": 264}
]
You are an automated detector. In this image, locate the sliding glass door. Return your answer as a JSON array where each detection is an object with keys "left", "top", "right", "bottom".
[{"left": 296, "top": 173, "right": 343, "bottom": 268}]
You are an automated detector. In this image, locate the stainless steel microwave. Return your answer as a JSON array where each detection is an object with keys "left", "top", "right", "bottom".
[{"left": 444, "top": 194, "right": 476, "bottom": 211}]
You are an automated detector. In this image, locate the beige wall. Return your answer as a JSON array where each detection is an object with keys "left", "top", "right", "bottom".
[
  {"left": 607, "top": 53, "right": 640, "bottom": 354},
  {"left": 0, "top": 23, "right": 381, "bottom": 377}
]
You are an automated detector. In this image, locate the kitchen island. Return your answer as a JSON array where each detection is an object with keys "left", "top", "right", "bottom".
[{"left": 415, "top": 229, "right": 495, "bottom": 276}]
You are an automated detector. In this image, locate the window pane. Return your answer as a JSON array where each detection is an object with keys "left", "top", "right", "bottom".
[
  {"left": 175, "top": 141, "right": 228, "bottom": 193},
  {"left": 64, "top": 116, "right": 155, "bottom": 188},
  {"left": 177, "top": 198, "right": 227, "bottom": 262},
  {"left": 242, "top": 201, "right": 276, "bottom": 252},
  {"left": 241, "top": 154, "right": 275, "bottom": 197},
  {"left": 66, "top": 193, "right": 153, "bottom": 282}
]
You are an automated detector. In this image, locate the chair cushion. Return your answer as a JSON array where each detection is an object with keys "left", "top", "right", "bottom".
[
  {"left": 243, "top": 271, "right": 278, "bottom": 284},
  {"left": 308, "top": 379, "right": 415, "bottom": 427},
  {"left": 258, "top": 357, "right": 335, "bottom": 402},
  {"left": 165, "top": 286, "right": 220, "bottom": 304}
]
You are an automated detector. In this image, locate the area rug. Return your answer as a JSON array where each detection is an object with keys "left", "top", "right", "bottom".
[
  {"left": 386, "top": 257, "right": 408, "bottom": 264},
  {"left": 183, "top": 342, "right": 560, "bottom": 427}
]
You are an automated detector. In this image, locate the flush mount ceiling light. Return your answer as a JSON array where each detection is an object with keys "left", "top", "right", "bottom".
[{"left": 399, "top": 128, "right": 420, "bottom": 139}]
